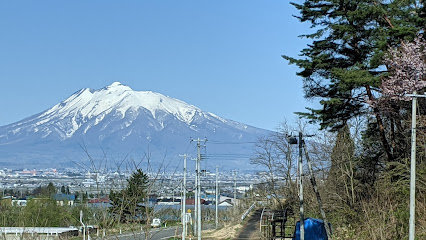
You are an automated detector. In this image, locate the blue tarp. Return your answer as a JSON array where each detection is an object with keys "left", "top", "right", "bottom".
[{"left": 293, "top": 218, "right": 331, "bottom": 240}]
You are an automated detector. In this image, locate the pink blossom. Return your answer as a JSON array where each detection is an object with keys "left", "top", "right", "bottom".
[{"left": 381, "top": 36, "right": 426, "bottom": 101}]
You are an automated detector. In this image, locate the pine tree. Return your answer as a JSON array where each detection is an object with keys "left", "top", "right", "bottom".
[
  {"left": 109, "top": 169, "right": 149, "bottom": 222},
  {"left": 284, "top": 0, "right": 424, "bottom": 160},
  {"left": 46, "top": 182, "right": 56, "bottom": 195},
  {"left": 329, "top": 124, "right": 357, "bottom": 208}
]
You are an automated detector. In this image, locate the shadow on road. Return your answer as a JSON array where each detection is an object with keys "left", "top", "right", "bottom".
[{"left": 234, "top": 209, "right": 262, "bottom": 240}]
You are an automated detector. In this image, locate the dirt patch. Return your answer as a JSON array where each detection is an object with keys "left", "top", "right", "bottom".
[{"left": 202, "top": 223, "right": 243, "bottom": 240}]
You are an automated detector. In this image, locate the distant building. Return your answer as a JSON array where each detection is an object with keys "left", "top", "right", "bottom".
[
  {"left": 218, "top": 199, "right": 233, "bottom": 207},
  {"left": 185, "top": 198, "right": 206, "bottom": 205},
  {"left": 158, "top": 198, "right": 181, "bottom": 205},
  {"left": 52, "top": 194, "right": 75, "bottom": 206},
  {"left": 81, "top": 179, "right": 96, "bottom": 187},
  {"left": 11, "top": 199, "right": 27, "bottom": 207},
  {"left": 19, "top": 169, "right": 37, "bottom": 176},
  {"left": 205, "top": 189, "right": 215, "bottom": 194},
  {"left": 89, "top": 198, "right": 111, "bottom": 208},
  {"left": 219, "top": 195, "right": 239, "bottom": 206},
  {"left": 89, "top": 198, "right": 109, "bottom": 204},
  {"left": 237, "top": 186, "right": 251, "bottom": 192}
]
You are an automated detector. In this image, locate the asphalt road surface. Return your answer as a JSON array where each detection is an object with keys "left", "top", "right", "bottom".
[
  {"left": 234, "top": 209, "right": 262, "bottom": 239},
  {"left": 92, "top": 227, "right": 181, "bottom": 240}
]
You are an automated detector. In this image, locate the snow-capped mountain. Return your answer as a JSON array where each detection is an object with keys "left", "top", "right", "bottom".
[{"left": 0, "top": 82, "right": 271, "bottom": 170}]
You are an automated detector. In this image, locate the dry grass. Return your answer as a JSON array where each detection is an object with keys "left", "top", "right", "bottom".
[
  {"left": 202, "top": 223, "right": 243, "bottom": 240},
  {"left": 329, "top": 180, "right": 426, "bottom": 239}
]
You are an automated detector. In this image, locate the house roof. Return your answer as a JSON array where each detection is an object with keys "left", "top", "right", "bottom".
[
  {"left": 52, "top": 194, "right": 75, "bottom": 201},
  {"left": 218, "top": 199, "right": 234, "bottom": 206}
]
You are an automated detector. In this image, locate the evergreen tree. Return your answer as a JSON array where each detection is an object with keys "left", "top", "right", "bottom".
[
  {"left": 284, "top": 0, "right": 424, "bottom": 160},
  {"left": 329, "top": 124, "right": 357, "bottom": 209},
  {"left": 109, "top": 169, "right": 149, "bottom": 222},
  {"left": 46, "top": 182, "right": 56, "bottom": 195},
  {"left": 75, "top": 191, "right": 80, "bottom": 202}
]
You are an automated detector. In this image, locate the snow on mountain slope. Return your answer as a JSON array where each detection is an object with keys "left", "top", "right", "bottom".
[
  {"left": 43, "top": 82, "right": 205, "bottom": 124},
  {"left": 0, "top": 82, "right": 270, "bottom": 169},
  {"left": 1, "top": 82, "right": 233, "bottom": 140}
]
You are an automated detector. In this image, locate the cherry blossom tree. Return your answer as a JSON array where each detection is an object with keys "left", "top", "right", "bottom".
[{"left": 381, "top": 36, "right": 426, "bottom": 100}]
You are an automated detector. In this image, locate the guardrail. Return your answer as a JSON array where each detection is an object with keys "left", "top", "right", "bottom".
[
  {"left": 260, "top": 207, "right": 266, "bottom": 233},
  {"left": 241, "top": 202, "right": 257, "bottom": 221},
  {"left": 260, "top": 207, "right": 273, "bottom": 239}
]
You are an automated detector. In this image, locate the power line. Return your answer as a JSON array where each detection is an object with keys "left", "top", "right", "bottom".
[
  {"left": 204, "top": 153, "right": 253, "bottom": 157},
  {"left": 208, "top": 140, "right": 258, "bottom": 145}
]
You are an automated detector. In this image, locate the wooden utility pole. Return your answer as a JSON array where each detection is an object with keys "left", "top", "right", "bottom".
[{"left": 303, "top": 142, "right": 332, "bottom": 239}]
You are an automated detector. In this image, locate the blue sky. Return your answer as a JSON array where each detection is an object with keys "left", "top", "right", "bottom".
[{"left": 0, "top": 1, "right": 314, "bottom": 131}]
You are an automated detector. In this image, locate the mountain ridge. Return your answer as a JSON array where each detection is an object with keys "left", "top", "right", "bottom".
[{"left": 0, "top": 82, "right": 270, "bottom": 170}]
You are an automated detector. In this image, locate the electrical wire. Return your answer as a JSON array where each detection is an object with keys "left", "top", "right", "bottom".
[{"left": 208, "top": 140, "right": 258, "bottom": 145}]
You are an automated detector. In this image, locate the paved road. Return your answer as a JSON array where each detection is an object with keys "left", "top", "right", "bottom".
[
  {"left": 92, "top": 227, "right": 181, "bottom": 240},
  {"left": 234, "top": 209, "right": 262, "bottom": 240},
  {"left": 91, "top": 223, "right": 215, "bottom": 240}
]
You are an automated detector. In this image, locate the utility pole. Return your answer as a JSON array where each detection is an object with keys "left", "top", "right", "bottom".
[
  {"left": 180, "top": 181, "right": 184, "bottom": 231},
  {"left": 192, "top": 138, "right": 207, "bottom": 240},
  {"left": 80, "top": 210, "right": 86, "bottom": 240},
  {"left": 215, "top": 165, "right": 219, "bottom": 229},
  {"left": 194, "top": 154, "right": 199, "bottom": 237},
  {"left": 196, "top": 140, "right": 201, "bottom": 240},
  {"left": 179, "top": 154, "right": 188, "bottom": 240},
  {"left": 303, "top": 142, "right": 332, "bottom": 239},
  {"left": 232, "top": 170, "right": 238, "bottom": 212},
  {"left": 298, "top": 132, "right": 304, "bottom": 240},
  {"left": 406, "top": 91, "right": 424, "bottom": 240},
  {"left": 409, "top": 93, "right": 417, "bottom": 240}
]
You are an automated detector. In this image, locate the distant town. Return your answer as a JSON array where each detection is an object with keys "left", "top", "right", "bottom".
[{"left": 0, "top": 167, "right": 269, "bottom": 207}]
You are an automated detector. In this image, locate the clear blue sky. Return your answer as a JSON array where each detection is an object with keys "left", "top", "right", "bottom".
[{"left": 0, "top": 1, "right": 315, "bottom": 131}]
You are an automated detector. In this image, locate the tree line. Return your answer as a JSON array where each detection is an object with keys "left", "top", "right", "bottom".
[{"left": 252, "top": 0, "right": 426, "bottom": 239}]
